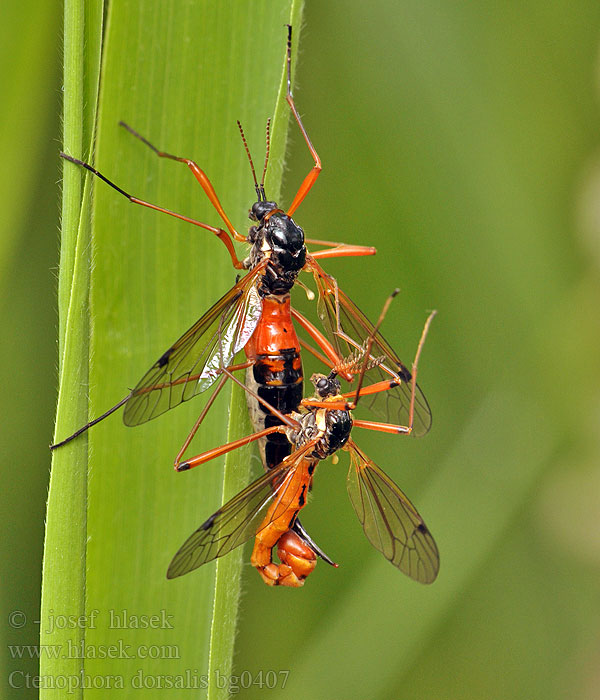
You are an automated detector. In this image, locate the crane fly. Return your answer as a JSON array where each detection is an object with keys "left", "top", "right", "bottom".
[
  {"left": 53, "top": 24, "right": 431, "bottom": 448},
  {"left": 167, "top": 299, "right": 439, "bottom": 587},
  {"left": 53, "top": 27, "right": 433, "bottom": 572}
]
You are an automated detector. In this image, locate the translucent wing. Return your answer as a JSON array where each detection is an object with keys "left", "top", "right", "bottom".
[
  {"left": 123, "top": 271, "right": 262, "bottom": 426},
  {"left": 167, "top": 444, "right": 314, "bottom": 579},
  {"left": 307, "top": 259, "right": 432, "bottom": 437},
  {"left": 346, "top": 439, "right": 439, "bottom": 584}
]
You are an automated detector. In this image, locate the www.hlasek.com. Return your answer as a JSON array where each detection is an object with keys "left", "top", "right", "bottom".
[
  {"left": 8, "top": 669, "right": 291, "bottom": 694},
  {"left": 9, "top": 639, "right": 179, "bottom": 660}
]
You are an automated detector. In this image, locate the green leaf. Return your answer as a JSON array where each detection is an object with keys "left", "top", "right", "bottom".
[
  {"left": 44, "top": 1, "right": 301, "bottom": 697},
  {"left": 42, "top": 1, "right": 103, "bottom": 698}
]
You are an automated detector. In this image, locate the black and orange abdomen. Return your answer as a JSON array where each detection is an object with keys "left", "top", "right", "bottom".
[
  {"left": 250, "top": 455, "right": 317, "bottom": 587},
  {"left": 244, "top": 292, "right": 331, "bottom": 584},
  {"left": 244, "top": 294, "right": 303, "bottom": 469}
]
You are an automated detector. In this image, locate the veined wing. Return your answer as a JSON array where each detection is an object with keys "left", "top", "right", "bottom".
[
  {"left": 307, "top": 258, "right": 432, "bottom": 436},
  {"left": 346, "top": 439, "right": 439, "bottom": 584},
  {"left": 167, "top": 442, "right": 316, "bottom": 579},
  {"left": 123, "top": 268, "right": 263, "bottom": 426}
]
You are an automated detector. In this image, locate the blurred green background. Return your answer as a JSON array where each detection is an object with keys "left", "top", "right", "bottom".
[{"left": 3, "top": 1, "right": 600, "bottom": 699}]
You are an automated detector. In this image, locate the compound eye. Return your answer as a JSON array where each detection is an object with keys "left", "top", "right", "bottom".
[
  {"left": 251, "top": 200, "right": 276, "bottom": 221},
  {"left": 315, "top": 377, "right": 329, "bottom": 396}
]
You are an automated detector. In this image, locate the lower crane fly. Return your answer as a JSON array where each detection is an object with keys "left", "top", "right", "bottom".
[
  {"left": 53, "top": 27, "right": 433, "bottom": 571},
  {"left": 167, "top": 296, "right": 439, "bottom": 587}
]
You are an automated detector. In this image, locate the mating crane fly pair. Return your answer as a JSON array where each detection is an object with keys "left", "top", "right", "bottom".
[{"left": 54, "top": 25, "right": 439, "bottom": 586}]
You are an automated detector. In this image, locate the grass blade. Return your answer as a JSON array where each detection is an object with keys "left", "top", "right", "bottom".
[
  {"left": 45, "top": 1, "right": 300, "bottom": 696},
  {"left": 41, "top": 1, "right": 103, "bottom": 698}
]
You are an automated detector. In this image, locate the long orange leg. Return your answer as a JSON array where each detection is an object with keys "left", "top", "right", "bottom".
[
  {"left": 293, "top": 305, "right": 399, "bottom": 386},
  {"left": 176, "top": 424, "right": 287, "bottom": 472},
  {"left": 304, "top": 237, "right": 376, "bottom": 260},
  {"left": 341, "top": 380, "right": 399, "bottom": 399},
  {"left": 309, "top": 245, "right": 377, "bottom": 260},
  {"left": 351, "top": 310, "right": 437, "bottom": 436},
  {"left": 306, "top": 258, "right": 405, "bottom": 384},
  {"left": 60, "top": 153, "right": 245, "bottom": 268},
  {"left": 291, "top": 307, "right": 352, "bottom": 380},
  {"left": 172, "top": 360, "right": 253, "bottom": 468},
  {"left": 285, "top": 25, "right": 322, "bottom": 217},
  {"left": 298, "top": 337, "right": 335, "bottom": 371},
  {"left": 222, "top": 367, "right": 301, "bottom": 431},
  {"left": 119, "top": 121, "right": 246, "bottom": 242},
  {"left": 300, "top": 380, "right": 398, "bottom": 412},
  {"left": 351, "top": 289, "right": 400, "bottom": 407},
  {"left": 173, "top": 361, "right": 302, "bottom": 471},
  {"left": 352, "top": 419, "right": 411, "bottom": 435},
  {"left": 300, "top": 309, "right": 436, "bottom": 434},
  {"left": 51, "top": 360, "right": 252, "bottom": 451},
  {"left": 174, "top": 375, "right": 230, "bottom": 467},
  {"left": 407, "top": 310, "right": 437, "bottom": 432},
  {"left": 305, "top": 237, "right": 372, "bottom": 248}
]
